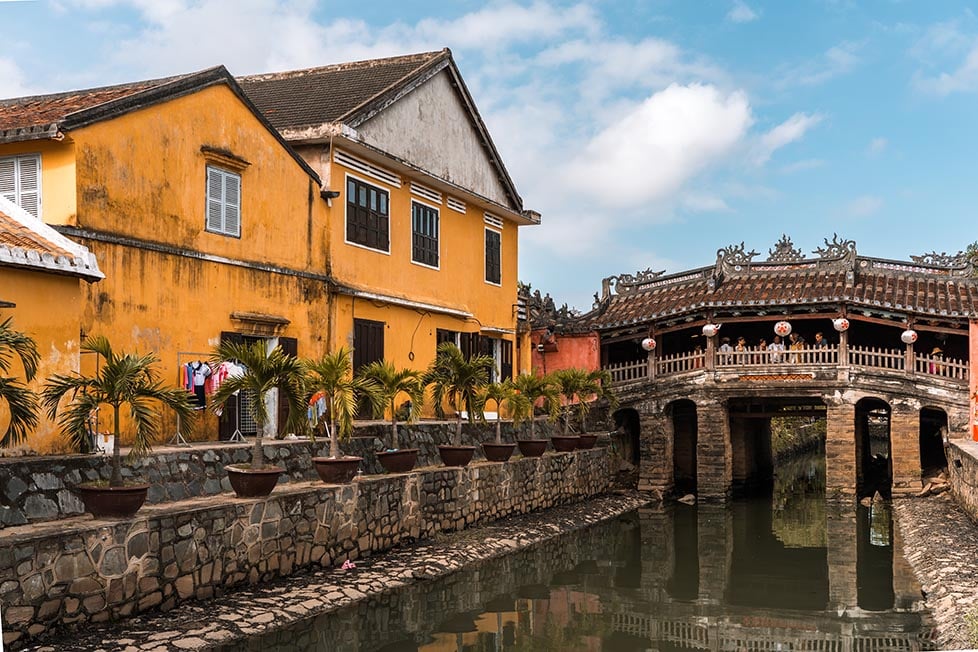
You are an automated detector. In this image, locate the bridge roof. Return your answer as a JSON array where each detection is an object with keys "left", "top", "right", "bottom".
[{"left": 581, "top": 236, "right": 978, "bottom": 331}]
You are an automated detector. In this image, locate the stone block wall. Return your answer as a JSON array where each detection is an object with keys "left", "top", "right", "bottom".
[
  {"left": 0, "top": 420, "right": 561, "bottom": 529},
  {"left": 946, "top": 440, "right": 978, "bottom": 522},
  {"left": 0, "top": 448, "right": 614, "bottom": 648}
]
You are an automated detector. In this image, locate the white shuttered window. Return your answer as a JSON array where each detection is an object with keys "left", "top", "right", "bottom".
[
  {"left": 0, "top": 154, "right": 41, "bottom": 219},
  {"left": 205, "top": 166, "right": 241, "bottom": 237}
]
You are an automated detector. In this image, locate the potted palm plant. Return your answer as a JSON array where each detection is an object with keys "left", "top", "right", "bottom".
[
  {"left": 550, "top": 368, "right": 587, "bottom": 451},
  {"left": 479, "top": 379, "right": 519, "bottom": 462},
  {"left": 42, "top": 336, "right": 195, "bottom": 517},
  {"left": 577, "top": 369, "right": 617, "bottom": 449},
  {"left": 209, "top": 339, "right": 306, "bottom": 497},
  {"left": 0, "top": 318, "right": 39, "bottom": 450},
  {"left": 425, "top": 342, "right": 494, "bottom": 467},
  {"left": 511, "top": 372, "right": 559, "bottom": 457},
  {"left": 306, "top": 347, "right": 381, "bottom": 484},
  {"left": 361, "top": 360, "right": 424, "bottom": 473}
]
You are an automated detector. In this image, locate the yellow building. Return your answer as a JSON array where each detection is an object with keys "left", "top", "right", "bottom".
[
  {"left": 240, "top": 49, "right": 540, "bottom": 385},
  {"left": 0, "top": 67, "right": 332, "bottom": 440},
  {"left": 0, "top": 196, "right": 103, "bottom": 452},
  {"left": 0, "top": 50, "right": 539, "bottom": 441}
]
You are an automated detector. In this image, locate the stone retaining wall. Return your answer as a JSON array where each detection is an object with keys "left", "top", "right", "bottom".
[
  {"left": 945, "top": 439, "right": 978, "bottom": 523},
  {"left": 0, "top": 420, "right": 565, "bottom": 529},
  {"left": 0, "top": 448, "right": 613, "bottom": 649}
]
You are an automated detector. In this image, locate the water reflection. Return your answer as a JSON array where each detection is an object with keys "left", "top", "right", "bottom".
[{"left": 229, "top": 454, "right": 935, "bottom": 651}]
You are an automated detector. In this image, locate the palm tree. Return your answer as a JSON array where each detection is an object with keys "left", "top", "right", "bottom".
[
  {"left": 479, "top": 379, "right": 516, "bottom": 445},
  {"left": 424, "top": 342, "right": 494, "bottom": 446},
  {"left": 0, "top": 318, "right": 40, "bottom": 449},
  {"left": 512, "top": 372, "right": 559, "bottom": 439},
  {"left": 551, "top": 368, "right": 617, "bottom": 434},
  {"left": 41, "top": 336, "right": 195, "bottom": 486},
  {"left": 209, "top": 340, "right": 306, "bottom": 470},
  {"left": 582, "top": 368, "right": 617, "bottom": 433},
  {"left": 304, "top": 347, "right": 380, "bottom": 459},
  {"left": 360, "top": 360, "right": 424, "bottom": 450}
]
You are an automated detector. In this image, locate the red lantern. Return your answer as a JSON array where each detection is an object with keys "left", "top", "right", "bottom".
[
  {"left": 774, "top": 321, "right": 792, "bottom": 337},
  {"left": 901, "top": 329, "right": 918, "bottom": 345},
  {"left": 641, "top": 337, "right": 656, "bottom": 351},
  {"left": 832, "top": 318, "right": 849, "bottom": 332},
  {"left": 702, "top": 324, "right": 720, "bottom": 337}
]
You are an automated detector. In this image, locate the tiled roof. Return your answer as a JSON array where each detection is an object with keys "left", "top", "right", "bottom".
[
  {"left": 587, "top": 258, "right": 978, "bottom": 330},
  {"left": 0, "top": 196, "right": 103, "bottom": 281},
  {"left": 0, "top": 76, "right": 182, "bottom": 142},
  {"left": 238, "top": 50, "right": 448, "bottom": 131}
]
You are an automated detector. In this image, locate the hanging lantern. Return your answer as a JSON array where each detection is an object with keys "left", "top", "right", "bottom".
[
  {"left": 702, "top": 324, "right": 720, "bottom": 338},
  {"left": 774, "top": 320, "right": 792, "bottom": 337},
  {"left": 641, "top": 337, "right": 656, "bottom": 351},
  {"left": 901, "top": 329, "right": 918, "bottom": 345},
  {"left": 832, "top": 318, "right": 850, "bottom": 332}
]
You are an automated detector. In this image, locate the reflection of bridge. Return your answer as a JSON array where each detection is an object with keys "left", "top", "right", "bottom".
[{"left": 539, "top": 236, "right": 977, "bottom": 499}]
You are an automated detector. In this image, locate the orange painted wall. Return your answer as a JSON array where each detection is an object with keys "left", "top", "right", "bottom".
[
  {"left": 970, "top": 319, "right": 978, "bottom": 441},
  {"left": 530, "top": 329, "right": 600, "bottom": 376}
]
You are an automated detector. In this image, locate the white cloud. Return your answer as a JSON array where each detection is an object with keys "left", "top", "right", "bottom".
[
  {"left": 752, "top": 112, "right": 823, "bottom": 165},
  {"left": 0, "top": 58, "right": 35, "bottom": 98},
  {"left": 845, "top": 195, "right": 883, "bottom": 217},
  {"left": 776, "top": 41, "right": 861, "bottom": 87},
  {"left": 727, "top": 1, "right": 758, "bottom": 24},
  {"left": 566, "top": 83, "right": 753, "bottom": 209},
  {"left": 866, "top": 137, "right": 887, "bottom": 156},
  {"left": 780, "top": 158, "right": 825, "bottom": 174},
  {"left": 915, "top": 41, "right": 978, "bottom": 95}
]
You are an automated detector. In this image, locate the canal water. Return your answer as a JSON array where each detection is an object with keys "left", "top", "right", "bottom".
[{"left": 227, "top": 451, "right": 936, "bottom": 651}]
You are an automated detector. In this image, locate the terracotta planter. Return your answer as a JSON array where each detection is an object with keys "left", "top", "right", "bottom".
[
  {"left": 550, "top": 435, "right": 580, "bottom": 452},
  {"left": 517, "top": 439, "right": 548, "bottom": 457},
  {"left": 377, "top": 448, "right": 419, "bottom": 474},
  {"left": 312, "top": 456, "right": 362, "bottom": 484},
  {"left": 482, "top": 442, "right": 516, "bottom": 462},
  {"left": 226, "top": 464, "right": 284, "bottom": 497},
  {"left": 439, "top": 445, "right": 476, "bottom": 467},
  {"left": 75, "top": 483, "right": 149, "bottom": 518},
  {"left": 577, "top": 434, "right": 598, "bottom": 450}
]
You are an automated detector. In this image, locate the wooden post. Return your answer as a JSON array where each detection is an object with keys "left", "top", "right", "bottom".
[
  {"left": 839, "top": 328, "right": 849, "bottom": 368},
  {"left": 705, "top": 324, "right": 716, "bottom": 372},
  {"left": 906, "top": 342, "right": 915, "bottom": 376}
]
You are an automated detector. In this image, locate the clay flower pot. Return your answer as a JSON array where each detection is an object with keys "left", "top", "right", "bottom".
[
  {"left": 312, "top": 456, "right": 362, "bottom": 484},
  {"left": 550, "top": 435, "right": 580, "bottom": 452},
  {"left": 75, "top": 483, "right": 150, "bottom": 519},
  {"left": 577, "top": 434, "right": 599, "bottom": 450},
  {"left": 439, "top": 445, "right": 476, "bottom": 467},
  {"left": 517, "top": 439, "right": 548, "bottom": 457},
  {"left": 377, "top": 448, "right": 419, "bottom": 474},
  {"left": 482, "top": 442, "right": 516, "bottom": 462},
  {"left": 226, "top": 464, "right": 284, "bottom": 497}
]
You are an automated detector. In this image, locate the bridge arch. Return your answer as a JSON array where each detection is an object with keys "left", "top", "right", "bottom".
[
  {"left": 612, "top": 407, "right": 641, "bottom": 468},
  {"left": 666, "top": 399, "right": 698, "bottom": 496},
  {"left": 855, "top": 397, "right": 892, "bottom": 499},
  {"left": 919, "top": 406, "right": 949, "bottom": 473}
]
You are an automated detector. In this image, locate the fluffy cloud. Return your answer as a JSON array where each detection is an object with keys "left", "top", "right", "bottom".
[
  {"left": 752, "top": 112, "right": 823, "bottom": 165},
  {"left": 915, "top": 42, "right": 978, "bottom": 95},
  {"left": 726, "top": 1, "right": 758, "bottom": 24},
  {"left": 566, "top": 84, "right": 752, "bottom": 209},
  {"left": 776, "top": 41, "right": 861, "bottom": 87},
  {"left": 0, "top": 58, "right": 34, "bottom": 98}
]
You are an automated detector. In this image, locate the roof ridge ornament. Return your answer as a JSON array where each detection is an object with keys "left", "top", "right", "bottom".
[
  {"left": 766, "top": 234, "right": 804, "bottom": 263},
  {"left": 813, "top": 233, "right": 857, "bottom": 261},
  {"left": 909, "top": 250, "right": 970, "bottom": 270}
]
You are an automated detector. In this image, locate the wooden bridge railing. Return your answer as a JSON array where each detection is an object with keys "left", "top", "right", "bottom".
[{"left": 605, "top": 345, "right": 969, "bottom": 385}]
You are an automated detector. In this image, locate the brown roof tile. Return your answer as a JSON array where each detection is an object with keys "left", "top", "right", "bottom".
[
  {"left": 0, "top": 197, "right": 103, "bottom": 281},
  {"left": 237, "top": 50, "right": 447, "bottom": 130}
]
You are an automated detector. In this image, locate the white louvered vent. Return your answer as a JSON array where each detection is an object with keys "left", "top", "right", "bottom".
[
  {"left": 0, "top": 154, "right": 41, "bottom": 219},
  {"left": 410, "top": 182, "right": 442, "bottom": 204},
  {"left": 484, "top": 212, "right": 503, "bottom": 229},
  {"left": 334, "top": 149, "right": 401, "bottom": 188},
  {"left": 446, "top": 196, "right": 466, "bottom": 214}
]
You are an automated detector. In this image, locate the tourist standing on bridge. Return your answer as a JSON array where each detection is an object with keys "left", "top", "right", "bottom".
[
  {"left": 735, "top": 337, "right": 748, "bottom": 363},
  {"left": 814, "top": 332, "right": 829, "bottom": 363},
  {"left": 768, "top": 336, "right": 784, "bottom": 362},
  {"left": 719, "top": 337, "right": 733, "bottom": 364},
  {"left": 756, "top": 338, "right": 768, "bottom": 364}
]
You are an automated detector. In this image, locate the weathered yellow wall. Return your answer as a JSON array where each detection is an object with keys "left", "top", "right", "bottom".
[
  {"left": 0, "top": 139, "right": 77, "bottom": 226},
  {"left": 0, "top": 268, "right": 84, "bottom": 453},
  {"left": 327, "top": 163, "right": 519, "bottom": 333},
  {"left": 72, "top": 84, "right": 328, "bottom": 269},
  {"left": 62, "top": 83, "right": 332, "bottom": 442}
]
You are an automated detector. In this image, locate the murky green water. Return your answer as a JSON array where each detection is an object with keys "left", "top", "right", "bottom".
[{"left": 232, "top": 452, "right": 935, "bottom": 651}]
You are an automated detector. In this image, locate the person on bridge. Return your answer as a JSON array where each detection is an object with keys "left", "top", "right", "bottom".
[
  {"left": 768, "top": 336, "right": 784, "bottom": 363},
  {"left": 756, "top": 338, "right": 768, "bottom": 364},
  {"left": 719, "top": 337, "right": 733, "bottom": 364}
]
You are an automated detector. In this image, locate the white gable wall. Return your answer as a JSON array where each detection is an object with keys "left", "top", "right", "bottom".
[{"left": 356, "top": 71, "right": 513, "bottom": 209}]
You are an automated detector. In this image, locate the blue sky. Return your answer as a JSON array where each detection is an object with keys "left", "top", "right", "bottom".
[{"left": 1, "top": 1, "right": 976, "bottom": 310}]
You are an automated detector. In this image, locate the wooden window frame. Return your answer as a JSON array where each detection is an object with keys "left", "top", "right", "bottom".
[
  {"left": 0, "top": 153, "right": 42, "bottom": 219},
  {"left": 411, "top": 199, "right": 440, "bottom": 269},
  {"left": 345, "top": 173, "right": 390, "bottom": 254},
  {"left": 485, "top": 227, "right": 502, "bottom": 286},
  {"left": 204, "top": 165, "right": 241, "bottom": 238}
]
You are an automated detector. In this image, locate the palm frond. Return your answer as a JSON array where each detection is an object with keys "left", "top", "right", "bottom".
[
  {"left": 0, "top": 376, "right": 40, "bottom": 447},
  {"left": 0, "top": 317, "right": 40, "bottom": 380}
]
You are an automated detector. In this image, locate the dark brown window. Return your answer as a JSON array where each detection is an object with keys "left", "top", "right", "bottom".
[
  {"left": 353, "top": 319, "right": 385, "bottom": 371},
  {"left": 347, "top": 177, "right": 389, "bottom": 252},
  {"left": 485, "top": 228, "right": 501, "bottom": 284},
  {"left": 412, "top": 201, "right": 439, "bottom": 267}
]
